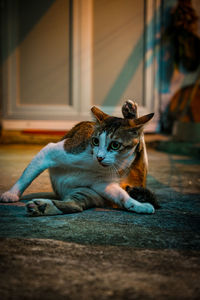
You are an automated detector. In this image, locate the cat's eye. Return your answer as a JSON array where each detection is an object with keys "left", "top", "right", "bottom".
[
  {"left": 110, "top": 141, "right": 121, "bottom": 151},
  {"left": 92, "top": 137, "right": 99, "bottom": 147}
]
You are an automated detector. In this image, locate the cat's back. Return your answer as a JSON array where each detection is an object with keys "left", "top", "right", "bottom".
[{"left": 62, "top": 121, "right": 95, "bottom": 154}]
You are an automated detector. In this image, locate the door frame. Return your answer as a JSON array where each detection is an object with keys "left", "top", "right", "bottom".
[{"left": 2, "top": 0, "right": 161, "bottom": 131}]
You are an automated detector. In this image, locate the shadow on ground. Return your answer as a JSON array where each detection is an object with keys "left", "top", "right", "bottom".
[
  {"left": 0, "top": 145, "right": 200, "bottom": 299},
  {"left": 0, "top": 180, "right": 200, "bottom": 249}
]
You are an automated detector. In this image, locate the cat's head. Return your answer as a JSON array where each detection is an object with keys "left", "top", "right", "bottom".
[{"left": 90, "top": 106, "right": 154, "bottom": 170}]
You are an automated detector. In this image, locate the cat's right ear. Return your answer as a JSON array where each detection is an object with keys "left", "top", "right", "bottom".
[
  {"left": 128, "top": 113, "right": 154, "bottom": 130},
  {"left": 91, "top": 106, "right": 109, "bottom": 123}
]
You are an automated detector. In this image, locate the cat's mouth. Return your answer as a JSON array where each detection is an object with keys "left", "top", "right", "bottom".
[{"left": 98, "top": 162, "right": 110, "bottom": 167}]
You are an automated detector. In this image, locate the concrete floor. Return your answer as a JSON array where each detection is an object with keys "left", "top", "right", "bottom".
[{"left": 0, "top": 144, "right": 200, "bottom": 299}]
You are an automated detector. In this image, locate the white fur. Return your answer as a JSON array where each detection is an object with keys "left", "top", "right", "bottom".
[
  {"left": 97, "top": 132, "right": 107, "bottom": 160},
  {"left": 0, "top": 191, "right": 19, "bottom": 203},
  {"left": 93, "top": 132, "right": 113, "bottom": 165},
  {"left": 0, "top": 139, "right": 154, "bottom": 214}
]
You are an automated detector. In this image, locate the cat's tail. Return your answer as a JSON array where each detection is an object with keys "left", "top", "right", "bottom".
[{"left": 126, "top": 186, "right": 161, "bottom": 209}]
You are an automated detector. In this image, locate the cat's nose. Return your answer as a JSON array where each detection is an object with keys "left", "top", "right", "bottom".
[{"left": 97, "top": 156, "right": 104, "bottom": 162}]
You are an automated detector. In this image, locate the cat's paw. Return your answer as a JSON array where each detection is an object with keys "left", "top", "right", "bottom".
[
  {"left": 122, "top": 100, "right": 138, "bottom": 119},
  {"left": 125, "top": 198, "right": 155, "bottom": 214},
  {"left": 134, "top": 203, "right": 155, "bottom": 214},
  {"left": 0, "top": 191, "right": 19, "bottom": 203},
  {"left": 26, "top": 199, "right": 62, "bottom": 217}
]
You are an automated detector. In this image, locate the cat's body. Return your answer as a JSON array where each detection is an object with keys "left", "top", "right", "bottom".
[{"left": 0, "top": 101, "right": 159, "bottom": 216}]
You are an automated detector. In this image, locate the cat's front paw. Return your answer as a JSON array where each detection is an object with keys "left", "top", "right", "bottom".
[
  {"left": 0, "top": 191, "right": 19, "bottom": 203},
  {"left": 125, "top": 198, "right": 155, "bottom": 214},
  {"left": 26, "top": 199, "right": 62, "bottom": 217}
]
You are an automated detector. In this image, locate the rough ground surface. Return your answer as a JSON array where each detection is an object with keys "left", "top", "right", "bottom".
[{"left": 0, "top": 144, "right": 200, "bottom": 299}]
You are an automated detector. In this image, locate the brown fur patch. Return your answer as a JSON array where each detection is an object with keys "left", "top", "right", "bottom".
[
  {"left": 120, "top": 145, "right": 147, "bottom": 188},
  {"left": 63, "top": 122, "right": 95, "bottom": 154}
]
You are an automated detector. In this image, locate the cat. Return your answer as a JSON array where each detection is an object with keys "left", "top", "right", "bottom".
[{"left": 0, "top": 100, "right": 159, "bottom": 216}]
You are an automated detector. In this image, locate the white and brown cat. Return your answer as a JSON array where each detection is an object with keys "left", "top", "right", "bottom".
[{"left": 0, "top": 100, "right": 159, "bottom": 216}]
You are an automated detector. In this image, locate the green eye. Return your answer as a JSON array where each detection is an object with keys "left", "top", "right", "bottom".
[
  {"left": 92, "top": 137, "right": 99, "bottom": 146},
  {"left": 110, "top": 141, "right": 121, "bottom": 151}
]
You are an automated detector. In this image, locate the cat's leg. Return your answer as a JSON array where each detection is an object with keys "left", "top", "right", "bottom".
[
  {"left": 93, "top": 182, "right": 155, "bottom": 214},
  {"left": 26, "top": 188, "right": 106, "bottom": 217},
  {"left": 0, "top": 141, "right": 66, "bottom": 203}
]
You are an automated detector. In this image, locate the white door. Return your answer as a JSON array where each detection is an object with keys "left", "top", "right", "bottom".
[{"left": 2, "top": 0, "right": 160, "bottom": 131}]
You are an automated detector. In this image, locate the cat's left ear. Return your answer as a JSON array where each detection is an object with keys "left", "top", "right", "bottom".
[
  {"left": 91, "top": 106, "right": 109, "bottom": 123},
  {"left": 128, "top": 113, "right": 154, "bottom": 130}
]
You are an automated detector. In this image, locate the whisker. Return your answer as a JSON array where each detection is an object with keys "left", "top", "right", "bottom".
[
  {"left": 114, "top": 161, "right": 130, "bottom": 178},
  {"left": 113, "top": 163, "right": 121, "bottom": 178},
  {"left": 110, "top": 166, "right": 116, "bottom": 179}
]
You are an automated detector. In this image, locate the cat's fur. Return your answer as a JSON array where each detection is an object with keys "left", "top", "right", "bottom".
[{"left": 0, "top": 101, "right": 159, "bottom": 216}]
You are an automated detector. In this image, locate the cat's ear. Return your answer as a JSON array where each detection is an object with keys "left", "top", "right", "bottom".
[
  {"left": 128, "top": 113, "right": 154, "bottom": 130},
  {"left": 91, "top": 106, "right": 109, "bottom": 123}
]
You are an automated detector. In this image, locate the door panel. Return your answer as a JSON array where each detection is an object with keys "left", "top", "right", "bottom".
[
  {"left": 18, "top": 0, "right": 70, "bottom": 106},
  {"left": 93, "top": 0, "right": 144, "bottom": 108}
]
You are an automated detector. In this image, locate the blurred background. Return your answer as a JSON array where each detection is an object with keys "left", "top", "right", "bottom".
[{"left": 0, "top": 0, "right": 200, "bottom": 151}]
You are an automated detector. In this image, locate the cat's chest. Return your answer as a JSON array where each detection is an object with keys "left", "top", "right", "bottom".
[
  {"left": 51, "top": 167, "right": 99, "bottom": 185},
  {"left": 49, "top": 165, "right": 110, "bottom": 197}
]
